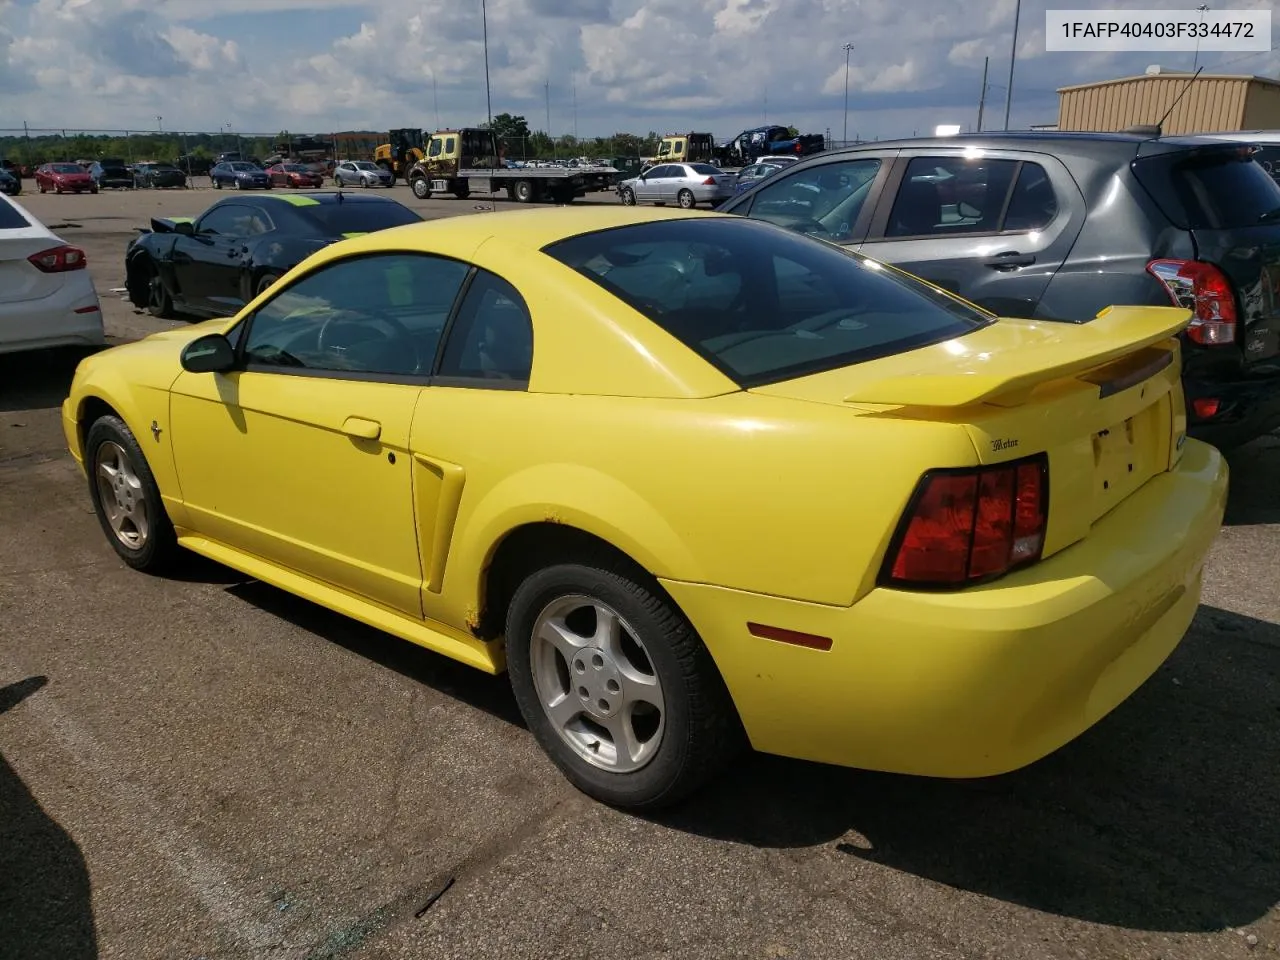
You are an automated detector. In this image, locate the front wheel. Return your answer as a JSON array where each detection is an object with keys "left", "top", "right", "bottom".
[
  {"left": 213, "top": 178, "right": 221, "bottom": 189},
  {"left": 410, "top": 177, "right": 431, "bottom": 199},
  {"left": 619, "top": 187, "right": 636, "bottom": 206},
  {"left": 85, "top": 416, "right": 180, "bottom": 574},
  {"left": 677, "top": 189, "right": 696, "bottom": 209},
  {"left": 506, "top": 559, "right": 743, "bottom": 810}
]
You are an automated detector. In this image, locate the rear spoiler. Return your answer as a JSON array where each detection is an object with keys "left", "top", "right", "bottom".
[{"left": 842, "top": 306, "right": 1190, "bottom": 408}]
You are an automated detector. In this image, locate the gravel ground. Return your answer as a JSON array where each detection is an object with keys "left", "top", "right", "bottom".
[{"left": 1, "top": 184, "right": 1277, "bottom": 960}]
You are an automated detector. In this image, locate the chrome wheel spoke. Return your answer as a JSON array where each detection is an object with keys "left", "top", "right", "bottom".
[
  {"left": 537, "top": 616, "right": 587, "bottom": 662},
  {"left": 545, "top": 691, "right": 582, "bottom": 729},
  {"left": 601, "top": 709, "right": 641, "bottom": 767},
  {"left": 92, "top": 440, "right": 150, "bottom": 550}
]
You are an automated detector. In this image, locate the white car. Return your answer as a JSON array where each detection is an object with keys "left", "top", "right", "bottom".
[{"left": 0, "top": 192, "right": 105, "bottom": 355}]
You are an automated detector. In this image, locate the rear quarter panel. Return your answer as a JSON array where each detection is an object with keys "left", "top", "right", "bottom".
[{"left": 410, "top": 388, "right": 980, "bottom": 630}]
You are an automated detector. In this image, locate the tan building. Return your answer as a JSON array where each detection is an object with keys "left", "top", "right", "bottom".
[{"left": 1057, "top": 67, "right": 1280, "bottom": 135}]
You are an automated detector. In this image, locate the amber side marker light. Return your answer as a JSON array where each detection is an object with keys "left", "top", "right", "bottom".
[{"left": 747, "top": 622, "right": 834, "bottom": 652}]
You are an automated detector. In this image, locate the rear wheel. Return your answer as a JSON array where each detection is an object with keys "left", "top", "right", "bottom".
[
  {"left": 513, "top": 179, "right": 535, "bottom": 203},
  {"left": 143, "top": 259, "right": 175, "bottom": 319},
  {"left": 451, "top": 182, "right": 470, "bottom": 200},
  {"left": 677, "top": 189, "right": 696, "bottom": 209},
  {"left": 85, "top": 416, "right": 180, "bottom": 574},
  {"left": 506, "top": 558, "right": 743, "bottom": 810},
  {"left": 255, "top": 271, "right": 282, "bottom": 296}
]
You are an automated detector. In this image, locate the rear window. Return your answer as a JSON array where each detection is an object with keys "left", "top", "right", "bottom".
[
  {"left": 1255, "top": 146, "right": 1280, "bottom": 186},
  {"left": 542, "top": 218, "right": 992, "bottom": 387},
  {"left": 297, "top": 201, "right": 423, "bottom": 235},
  {"left": 1134, "top": 148, "right": 1280, "bottom": 229},
  {"left": 0, "top": 199, "right": 32, "bottom": 230},
  {"left": 689, "top": 164, "right": 722, "bottom": 176}
]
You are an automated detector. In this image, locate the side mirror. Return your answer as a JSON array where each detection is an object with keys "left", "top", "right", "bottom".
[
  {"left": 174, "top": 221, "right": 194, "bottom": 237},
  {"left": 180, "top": 333, "right": 236, "bottom": 374}
]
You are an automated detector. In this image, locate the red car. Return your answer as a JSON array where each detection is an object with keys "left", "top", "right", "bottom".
[
  {"left": 266, "top": 163, "right": 325, "bottom": 188},
  {"left": 36, "top": 163, "right": 98, "bottom": 194}
]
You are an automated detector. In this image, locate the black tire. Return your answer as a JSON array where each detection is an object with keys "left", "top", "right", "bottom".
[
  {"left": 506, "top": 557, "right": 742, "bottom": 810},
  {"left": 85, "top": 415, "right": 180, "bottom": 574},
  {"left": 142, "top": 259, "right": 175, "bottom": 319},
  {"left": 677, "top": 189, "right": 695, "bottom": 209},
  {"left": 513, "top": 179, "right": 535, "bottom": 203},
  {"left": 411, "top": 177, "right": 430, "bottom": 199},
  {"left": 213, "top": 178, "right": 221, "bottom": 189},
  {"left": 452, "top": 183, "right": 470, "bottom": 200},
  {"left": 255, "top": 271, "right": 282, "bottom": 296}
]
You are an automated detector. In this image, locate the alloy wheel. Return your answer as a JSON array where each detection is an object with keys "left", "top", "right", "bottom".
[
  {"left": 94, "top": 441, "right": 150, "bottom": 550},
  {"left": 529, "top": 594, "right": 665, "bottom": 773}
]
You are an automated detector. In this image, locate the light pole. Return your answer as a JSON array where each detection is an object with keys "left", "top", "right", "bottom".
[
  {"left": 480, "top": 0, "right": 493, "bottom": 130},
  {"left": 842, "top": 42, "right": 854, "bottom": 145},
  {"left": 1003, "top": 0, "right": 1020, "bottom": 130},
  {"left": 155, "top": 115, "right": 163, "bottom": 133}
]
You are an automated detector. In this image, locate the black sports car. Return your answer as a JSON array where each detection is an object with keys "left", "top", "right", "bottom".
[
  {"left": 133, "top": 162, "right": 188, "bottom": 189},
  {"left": 0, "top": 166, "right": 19, "bottom": 196},
  {"left": 124, "top": 192, "right": 424, "bottom": 319}
]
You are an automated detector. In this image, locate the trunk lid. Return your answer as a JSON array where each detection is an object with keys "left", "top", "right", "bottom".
[
  {"left": 1133, "top": 141, "right": 1280, "bottom": 370},
  {"left": 750, "top": 305, "right": 1191, "bottom": 551}
]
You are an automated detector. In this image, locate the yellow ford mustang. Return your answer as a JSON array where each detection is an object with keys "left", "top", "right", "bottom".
[{"left": 63, "top": 207, "right": 1228, "bottom": 808}]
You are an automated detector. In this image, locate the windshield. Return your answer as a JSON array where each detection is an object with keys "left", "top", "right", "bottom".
[
  {"left": 282, "top": 164, "right": 306, "bottom": 172},
  {"left": 353, "top": 161, "right": 378, "bottom": 170},
  {"left": 543, "top": 218, "right": 992, "bottom": 387},
  {"left": 52, "top": 164, "right": 83, "bottom": 174},
  {"left": 297, "top": 200, "right": 424, "bottom": 235},
  {"left": 230, "top": 162, "right": 258, "bottom": 171}
]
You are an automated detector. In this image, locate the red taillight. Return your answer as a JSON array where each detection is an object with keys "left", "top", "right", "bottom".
[
  {"left": 27, "top": 245, "right": 86, "bottom": 273},
  {"left": 884, "top": 455, "right": 1048, "bottom": 587},
  {"left": 702, "top": 176, "right": 717, "bottom": 185},
  {"left": 1146, "top": 259, "right": 1238, "bottom": 346},
  {"left": 1192, "top": 397, "right": 1221, "bottom": 419}
]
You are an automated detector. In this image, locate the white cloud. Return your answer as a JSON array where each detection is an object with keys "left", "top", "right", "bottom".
[{"left": 2, "top": 0, "right": 1278, "bottom": 142}]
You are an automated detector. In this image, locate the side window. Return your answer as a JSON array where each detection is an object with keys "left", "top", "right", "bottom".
[
  {"left": 748, "top": 158, "right": 882, "bottom": 243},
  {"left": 886, "top": 157, "right": 1019, "bottom": 238},
  {"left": 196, "top": 205, "right": 253, "bottom": 237},
  {"left": 437, "top": 270, "right": 534, "bottom": 384},
  {"left": 1252, "top": 146, "right": 1279, "bottom": 186},
  {"left": 242, "top": 253, "right": 470, "bottom": 378},
  {"left": 444, "top": 137, "right": 456, "bottom": 154},
  {"left": 1002, "top": 162, "right": 1059, "bottom": 232}
]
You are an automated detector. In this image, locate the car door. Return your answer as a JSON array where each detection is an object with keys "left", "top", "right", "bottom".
[
  {"left": 633, "top": 165, "right": 660, "bottom": 202},
  {"left": 175, "top": 203, "right": 258, "bottom": 313},
  {"left": 168, "top": 251, "right": 472, "bottom": 616},
  {"left": 662, "top": 165, "right": 689, "bottom": 202},
  {"left": 733, "top": 154, "right": 893, "bottom": 246},
  {"left": 857, "top": 150, "right": 1085, "bottom": 318}
]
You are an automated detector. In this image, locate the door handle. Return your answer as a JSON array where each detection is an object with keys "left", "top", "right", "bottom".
[
  {"left": 341, "top": 416, "right": 382, "bottom": 441},
  {"left": 983, "top": 251, "right": 1036, "bottom": 270}
]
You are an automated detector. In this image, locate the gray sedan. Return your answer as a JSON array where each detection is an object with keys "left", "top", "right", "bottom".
[
  {"left": 334, "top": 160, "right": 394, "bottom": 188},
  {"left": 618, "top": 162, "right": 735, "bottom": 208}
]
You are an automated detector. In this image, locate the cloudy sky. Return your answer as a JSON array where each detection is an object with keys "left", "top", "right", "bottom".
[{"left": 1, "top": 0, "right": 1277, "bottom": 141}]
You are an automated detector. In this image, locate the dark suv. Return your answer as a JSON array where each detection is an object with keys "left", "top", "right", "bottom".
[{"left": 718, "top": 132, "right": 1280, "bottom": 448}]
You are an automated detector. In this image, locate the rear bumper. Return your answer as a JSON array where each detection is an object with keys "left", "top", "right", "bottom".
[
  {"left": 0, "top": 276, "right": 105, "bottom": 356},
  {"left": 1184, "top": 373, "right": 1280, "bottom": 448},
  {"left": 662, "top": 438, "right": 1227, "bottom": 777}
]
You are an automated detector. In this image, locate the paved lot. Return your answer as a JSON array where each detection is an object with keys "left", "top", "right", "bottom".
[{"left": 1, "top": 185, "right": 1278, "bottom": 960}]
